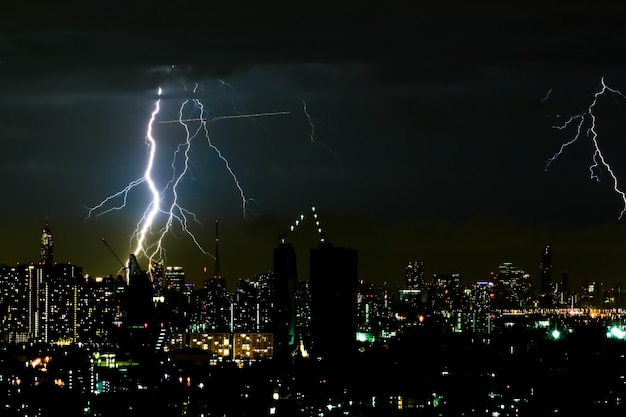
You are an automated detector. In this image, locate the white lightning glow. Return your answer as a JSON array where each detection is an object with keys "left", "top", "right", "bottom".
[
  {"left": 86, "top": 83, "right": 291, "bottom": 271},
  {"left": 545, "top": 77, "right": 626, "bottom": 219},
  {"left": 540, "top": 88, "right": 552, "bottom": 103},
  {"left": 133, "top": 87, "right": 163, "bottom": 258},
  {"left": 86, "top": 82, "right": 331, "bottom": 273}
]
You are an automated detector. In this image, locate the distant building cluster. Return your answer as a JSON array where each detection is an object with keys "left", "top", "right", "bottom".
[{"left": 1, "top": 224, "right": 626, "bottom": 416}]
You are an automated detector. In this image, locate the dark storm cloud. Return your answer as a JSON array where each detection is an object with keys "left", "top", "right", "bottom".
[
  {"left": 2, "top": 0, "right": 626, "bottom": 289},
  {"left": 0, "top": 159, "right": 51, "bottom": 174}
]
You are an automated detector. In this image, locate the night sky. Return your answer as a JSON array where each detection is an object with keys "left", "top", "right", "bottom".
[{"left": 2, "top": 1, "right": 626, "bottom": 290}]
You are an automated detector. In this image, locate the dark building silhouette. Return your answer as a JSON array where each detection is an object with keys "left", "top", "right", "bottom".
[
  {"left": 561, "top": 271, "right": 569, "bottom": 293},
  {"left": 540, "top": 244, "right": 552, "bottom": 292},
  {"left": 273, "top": 241, "right": 297, "bottom": 363},
  {"left": 125, "top": 254, "right": 155, "bottom": 326},
  {"left": 214, "top": 220, "right": 221, "bottom": 279},
  {"left": 118, "top": 254, "right": 159, "bottom": 354},
  {"left": 309, "top": 241, "right": 358, "bottom": 361},
  {"left": 539, "top": 244, "right": 553, "bottom": 307},
  {"left": 121, "top": 254, "right": 158, "bottom": 353}
]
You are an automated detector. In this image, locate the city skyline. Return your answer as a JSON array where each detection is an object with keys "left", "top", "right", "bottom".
[
  {"left": 0, "top": 217, "right": 622, "bottom": 294},
  {"left": 2, "top": 2, "right": 626, "bottom": 289}
]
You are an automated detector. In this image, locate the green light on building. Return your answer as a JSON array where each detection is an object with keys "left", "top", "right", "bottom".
[{"left": 356, "top": 332, "right": 375, "bottom": 343}]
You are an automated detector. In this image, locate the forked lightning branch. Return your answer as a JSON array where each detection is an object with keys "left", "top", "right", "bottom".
[{"left": 86, "top": 84, "right": 290, "bottom": 270}]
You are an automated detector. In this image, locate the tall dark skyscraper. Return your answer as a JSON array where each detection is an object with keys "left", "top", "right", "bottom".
[
  {"left": 539, "top": 244, "right": 552, "bottom": 307},
  {"left": 273, "top": 241, "right": 297, "bottom": 363},
  {"left": 40, "top": 222, "right": 53, "bottom": 265},
  {"left": 117, "top": 254, "right": 159, "bottom": 354},
  {"left": 309, "top": 241, "right": 358, "bottom": 361},
  {"left": 125, "top": 253, "right": 155, "bottom": 326},
  {"left": 540, "top": 244, "right": 552, "bottom": 292}
]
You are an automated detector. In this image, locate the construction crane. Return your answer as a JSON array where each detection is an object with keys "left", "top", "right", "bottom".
[{"left": 101, "top": 237, "right": 129, "bottom": 282}]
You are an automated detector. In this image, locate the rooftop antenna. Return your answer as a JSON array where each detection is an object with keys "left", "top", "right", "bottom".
[{"left": 214, "top": 220, "right": 221, "bottom": 279}]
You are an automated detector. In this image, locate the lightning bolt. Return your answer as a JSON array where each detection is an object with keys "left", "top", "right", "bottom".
[
  {"left": 301, "top": 99, "right": 338, "bottom": 158},
  {"left": 545, "top": 77, "right": 626, "bottom": 219},
  {"left": 132, "top": 87, "right": 164, "bottom": 259},
  {"left": 541, "top": 88, "right": 552, "bottom": 103},
  {"left": 217, "top": 79, "right": 246, "bottom": 115},
  {"left": 86, "top": 82, "right": 290, "bottom": 271}
]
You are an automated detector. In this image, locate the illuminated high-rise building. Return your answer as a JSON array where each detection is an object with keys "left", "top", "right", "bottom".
[
  {"left": 151, "top": 259, "right": 164, "bottom": 297},
  {"left": 255, "top": 272, "right": 275, "bottom": 332},
  {"left": 431, "top": 272, "right": 463, "bottom": 311},
  {"left": 309, "top": 241, "right": 358, "bottom": 360},
  {"left": 40, "top": 222, "right": 53, "bottom": 265},
  {"left": 192, "top": 220, "right": 231, "bottom": 332},
  {"left": 461, "top": 281, "right": 494, "bottom": 334},
  {"left": 47, "top": 262, "right": 83, "bottom": 344},
  {"left": 492, "top": 262, "right": 531, "bottom": 309},
  {"left": 232, "top": 277, "right": 259, "bottom": 331},
  {"left": 79, "top": 275, "right": 116, "bottom": 346},
  {"left": 0, "top": 264, "right": 31, "bottom": 343},
  {"left": 28, "top": 263, "right": 48, "bottom": 343},
  {"left": 294, "top": 280, "right": 311, "bottom": 331},
  {"left": 165, "top": 266, "right": 185, "bottom": 292},
  {"left": 405, "top": 261, "right": 424, "bottom": 288},
  {"left": 195, "top": 267, "right": 230, "bottom": 332}
]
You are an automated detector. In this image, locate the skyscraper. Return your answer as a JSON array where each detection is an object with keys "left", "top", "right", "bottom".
[
  {"left": 28, "top": 264, "right": 48, "bottom": 343},
  {"left": 125, "top": 253, "right": 155, "bottom": 326},
  {"left": 273, "top": 241, "right": 297, "bottom": 363},
  {"left": 194, "top": 222, "right": 230, "bottom": 332},
  {"left": 0, "top": 264, "right": 31, "bottom": 343},
  {"left": 492, "top": 262, "right": 531, "bottom": 309},
  {"left": 539, "top": 244, "right": 553, "bottom": 308},
  {"left": 405, "top": 261, "right": 425, "bottom": 288},
  {"left": 40, "top": 222, "right": 53, "bottom": 265},
  {"left": 540, "top": 244, "right": 552, "bottom": 291},
  {"left": 118, "top": 254, "right": 158, "bottom": 354},
  {"left": 309, "top": 241, "right": 358, "bottom": 361},
  {"left": 47, "top": 262, "right": 83, "bottom": 344},
  {"left": 197, "top": 269, "right": 230, "bottom": 332},
  {"left": 165, "top": 266, "right": 185, "bottom": 292}
]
